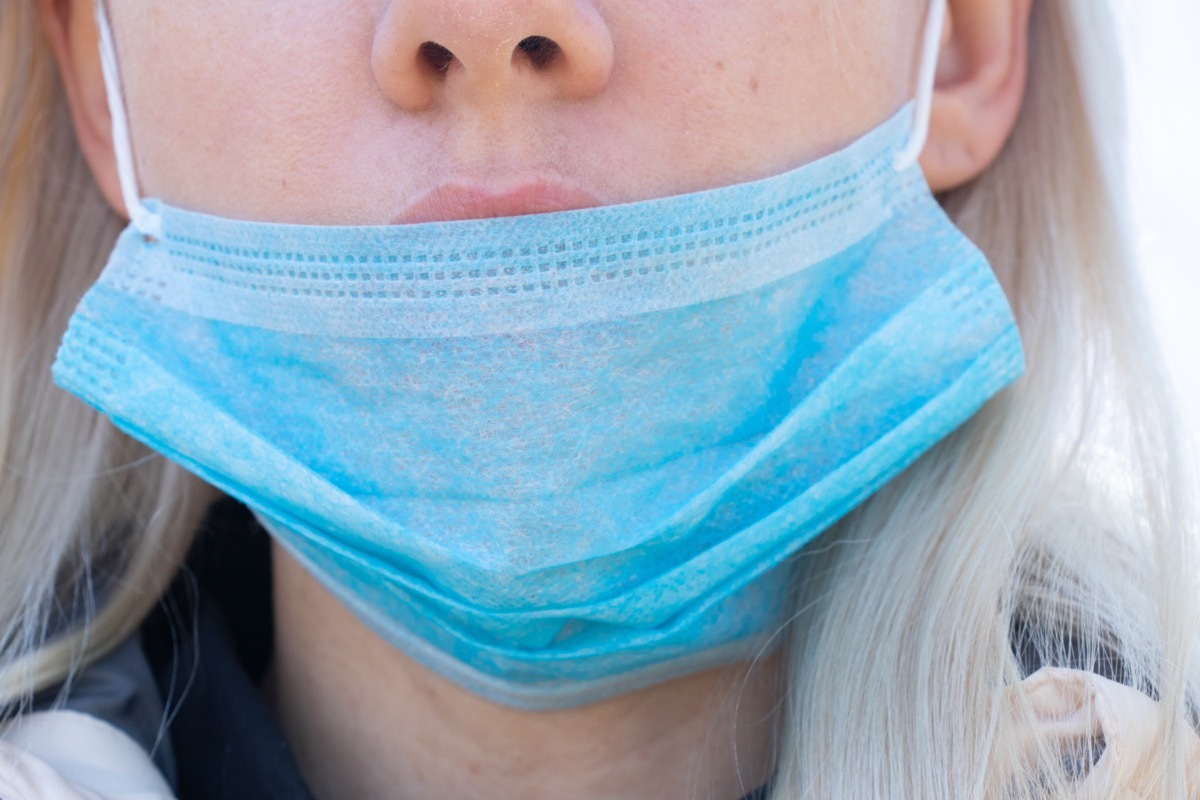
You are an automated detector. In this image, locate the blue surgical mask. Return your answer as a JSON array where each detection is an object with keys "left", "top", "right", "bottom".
[{"left": 56, "top": 0, "right": 1021, "bottom": 709}]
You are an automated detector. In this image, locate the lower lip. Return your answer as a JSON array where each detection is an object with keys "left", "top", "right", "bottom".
[{"left": 395, "top": 183, "right": 602, "bottom": 224}]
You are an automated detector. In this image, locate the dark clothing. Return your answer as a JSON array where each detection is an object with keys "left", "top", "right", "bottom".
[
  {"left": 141, "top": 500, "right": 316, "bottom": 800},
  {"left": 31, "top": 634, "right": 179, "bottom": 787}
]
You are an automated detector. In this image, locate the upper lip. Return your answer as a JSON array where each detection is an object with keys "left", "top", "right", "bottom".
[{"left": 394, "top": 180, "right": 603, "bottom": 224}]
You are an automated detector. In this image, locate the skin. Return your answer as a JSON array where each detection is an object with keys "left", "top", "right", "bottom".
[{"left": 40, "top": 0, "right": 1032, "bottom": 797}]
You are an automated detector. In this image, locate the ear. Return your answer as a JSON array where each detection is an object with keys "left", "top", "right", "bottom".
[
  {"left": 920, "top": 0, "right": 1033, "bottom": 192},
  {"left": 36, "top": 0, "right": 128, "bottom": 218}
]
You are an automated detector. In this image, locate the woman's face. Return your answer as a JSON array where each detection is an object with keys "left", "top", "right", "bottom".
[{"left": 106, "top": 0, "right": 925, "bottom": 225}]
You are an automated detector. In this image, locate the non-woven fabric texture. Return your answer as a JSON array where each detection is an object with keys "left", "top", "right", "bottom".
[{"left": 54, "top": 104, "right": 1024, "bottom": 708}]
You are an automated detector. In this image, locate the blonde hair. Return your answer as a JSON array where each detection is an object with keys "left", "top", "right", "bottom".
[
  {"left": 0, "top": 1, "right": 214, "bottom": 707},
  {"left": 771, "top": 0, "right": 1200, "bottom": 796},
  {"left": 1, "top": 1, "right": 1196, "bottom": 798}
]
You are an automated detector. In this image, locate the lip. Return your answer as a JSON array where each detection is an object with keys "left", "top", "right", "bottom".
[{"left": 395, "top": 181, "right": 603, "bottom": 224}]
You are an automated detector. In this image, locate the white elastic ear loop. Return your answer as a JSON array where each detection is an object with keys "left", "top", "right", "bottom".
[
  {"left": 893, "top": 0, "right": 948, "bottom": 171},
  {"left": 94, "top": 0, "right": 162, "bottom": 238}
]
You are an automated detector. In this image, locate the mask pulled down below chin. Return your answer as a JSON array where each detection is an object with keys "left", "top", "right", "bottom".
[{"left": 53, "top": 102, "right": 1024, "bottom": 709}]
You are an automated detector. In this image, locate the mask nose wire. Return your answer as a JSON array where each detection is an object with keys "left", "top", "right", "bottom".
[
  {"left": 94, "top": 0, "right": 162, "bottom": 239},
  {"left": 893, "top": 0, "right": 948, "bottom": 172}
]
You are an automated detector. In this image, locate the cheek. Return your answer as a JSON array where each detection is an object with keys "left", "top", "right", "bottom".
[
  {"left": 624, "top": 0, "right": 911, "bottom": 186},
  {"left": 118, "top": 1, "right": 392, "bottom": 220}
]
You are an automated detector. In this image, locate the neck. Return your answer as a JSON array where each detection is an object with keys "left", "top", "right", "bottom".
[{"left": 269, "top": 543, "right": 780, "bottom": 800}]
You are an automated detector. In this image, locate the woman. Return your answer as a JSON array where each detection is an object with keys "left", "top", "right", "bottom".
[{"left": 1, "top": 0, "right": 1197, "bottom": 797}]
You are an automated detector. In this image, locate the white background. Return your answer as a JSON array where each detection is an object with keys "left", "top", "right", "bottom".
[{"left": 1118, "top": 0, "right": 1200, "bottom": 444}]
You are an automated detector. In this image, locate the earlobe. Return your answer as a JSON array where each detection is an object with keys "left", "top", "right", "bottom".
[
  {"left": 36, "top": 0, "right": 128, "bottom": 218},
  {"left": 919, "top": 0, "right": 1033, "bottom": 193}
]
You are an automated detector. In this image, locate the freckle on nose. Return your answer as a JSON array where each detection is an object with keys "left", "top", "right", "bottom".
[{"left": 750, "top": 77, "right": 759, "bottom": 93}]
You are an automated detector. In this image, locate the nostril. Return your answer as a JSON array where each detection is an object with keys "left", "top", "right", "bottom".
[
  {"left": 516, "top": 36, "right": 561, "bottom": 69},
  {"left": 418, "top": 41, "right": 455, "bottom": 75}
]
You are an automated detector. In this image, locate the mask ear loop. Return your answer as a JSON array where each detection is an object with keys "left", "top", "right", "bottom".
[
  {"left": 94, "top": 0, "right": 163, "bottom": 240},
  {"left": 893, "top": 0, "right": 949, "bottom": 172}
]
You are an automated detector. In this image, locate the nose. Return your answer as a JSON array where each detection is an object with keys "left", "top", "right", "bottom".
[{"left": 372, "top": 0, "right": 615, "bottom": 113}]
